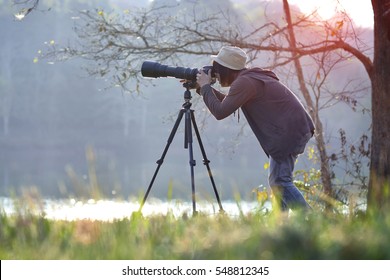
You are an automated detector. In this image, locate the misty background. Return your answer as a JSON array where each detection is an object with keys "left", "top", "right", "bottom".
[{"left": 0, "top": 0, "right": 371, "bottom": 202}]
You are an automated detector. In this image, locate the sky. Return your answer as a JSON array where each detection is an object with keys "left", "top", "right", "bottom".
[
  {"left": 131, "top": 0, "right": 374, "bottom": 28},
  {"left": 287, "top": 0, "right": 374, "bottom": 28}
]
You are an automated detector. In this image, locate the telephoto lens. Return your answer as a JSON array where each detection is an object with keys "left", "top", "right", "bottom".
[{"left": 141, "top": 61, "right": 199, "bottom": 81}]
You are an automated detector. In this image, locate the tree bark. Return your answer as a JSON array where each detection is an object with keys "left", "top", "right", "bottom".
[{"left": 368, "top": 0, "right": 390, "bottom": 211}]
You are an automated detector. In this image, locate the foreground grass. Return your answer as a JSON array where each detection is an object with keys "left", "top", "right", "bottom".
[{"left": 1, "top": 206, "right": 390, "bottom": 260}]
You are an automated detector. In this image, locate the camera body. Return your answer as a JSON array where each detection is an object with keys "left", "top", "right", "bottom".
[
  {"left": 202, "top": 65, "right": 213, "bottom": 76},
  {"left": 141, "top": 61, "right": 215, "bottom": 82}
]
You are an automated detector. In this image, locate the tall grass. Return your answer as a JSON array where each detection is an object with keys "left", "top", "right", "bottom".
[
  {"left": 1, "top": 198, "right": 390, "bottom": 259},
  {"left": 2, "top": 148, "right": 387, "bottom": 260}
]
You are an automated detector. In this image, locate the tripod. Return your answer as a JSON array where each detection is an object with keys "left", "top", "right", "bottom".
[{"left": 138, "top": 83, "right": 224, "bottom": 215}]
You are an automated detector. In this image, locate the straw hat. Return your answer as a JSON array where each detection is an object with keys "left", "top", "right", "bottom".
[{"left": 211, "top": 46, "right": 247, "bottom": 70}]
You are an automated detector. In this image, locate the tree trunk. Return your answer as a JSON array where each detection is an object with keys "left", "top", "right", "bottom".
[
  {"left": 2, "top": 113, "right": 9, "bottom": 136},
  {"left": 283, "top": 0, "right": 333, "bottom": 201},
  {"left": 368, "top": 0, "right": 390, "bottom": 211}
]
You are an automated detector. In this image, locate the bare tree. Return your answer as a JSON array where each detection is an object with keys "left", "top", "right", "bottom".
[
  {"left": 12, "top": 0, "right": 39, "bottom": 20},
  {"left": 282, "top": 0, "right": 333, "bottom": 204},
  {"left": 0, "top": 43, "right": 16, "bottom": 136}
]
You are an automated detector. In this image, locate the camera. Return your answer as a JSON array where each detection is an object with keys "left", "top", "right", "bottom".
[{"left": 141, "top": 61, "right": 215, "bottom": 82}]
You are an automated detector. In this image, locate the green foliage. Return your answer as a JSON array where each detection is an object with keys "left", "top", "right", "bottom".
[{"left": 1, "top": 200, "right": 390, "bottom": 260}]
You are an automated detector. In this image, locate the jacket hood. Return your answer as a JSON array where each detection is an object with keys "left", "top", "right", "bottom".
[{"left": 241, "top": 67, "right": 279, "bottom": 81}]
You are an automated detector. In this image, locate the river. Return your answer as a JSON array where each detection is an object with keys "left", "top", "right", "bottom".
[{"left": 0, "top": 197, "right": 269, "bottom": 221}]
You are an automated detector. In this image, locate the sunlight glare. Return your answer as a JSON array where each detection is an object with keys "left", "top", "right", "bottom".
[
  {"left": 0, "top": 197, "right": 264, "bottom": 221},
  {"left": 287, "top": 0, "right": 373, "bottom": 28}
]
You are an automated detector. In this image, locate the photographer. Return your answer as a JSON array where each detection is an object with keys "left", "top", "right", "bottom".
[{"left": 196, "top": 46, "right": 315, "bottom": 211}]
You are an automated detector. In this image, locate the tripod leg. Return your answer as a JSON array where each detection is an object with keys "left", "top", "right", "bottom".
[
  {"left": 185, "top": 109, "right": 197, "bottom": 215},
  {"left": 138, "top": 109, "right": 185, "bottom": 213},
  {"left": 190, "top": 111, "right": 224, "bottom": 212}
]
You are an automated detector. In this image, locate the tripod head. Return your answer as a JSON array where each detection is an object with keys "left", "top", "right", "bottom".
[{"left": 182, "top": 81, "right": 195, "bottom": 105}]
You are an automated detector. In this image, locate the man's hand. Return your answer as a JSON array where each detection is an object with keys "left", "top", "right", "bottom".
[{"left": 196, "top": 70, "right": 212, "bottom": 88}]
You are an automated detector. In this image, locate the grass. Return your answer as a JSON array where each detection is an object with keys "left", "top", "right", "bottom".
[{"left": 1, "top": 199, "right": 390, "bottom": 260}]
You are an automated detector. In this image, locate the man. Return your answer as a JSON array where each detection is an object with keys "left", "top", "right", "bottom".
[{"left": 196, "top": 46, "right": 315, "bottom": 211}]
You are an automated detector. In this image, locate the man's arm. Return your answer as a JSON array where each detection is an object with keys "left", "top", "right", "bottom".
[
  {"left": 210, "top": 87, "right": 225, "bottom": 101},
  {"left": 200, "top": 77, "right": 256, "bottom": 120}
]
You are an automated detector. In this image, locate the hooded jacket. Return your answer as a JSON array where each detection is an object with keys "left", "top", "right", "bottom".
[{"left": 201, "top": 68, "right": 315, "bottom": 162}]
